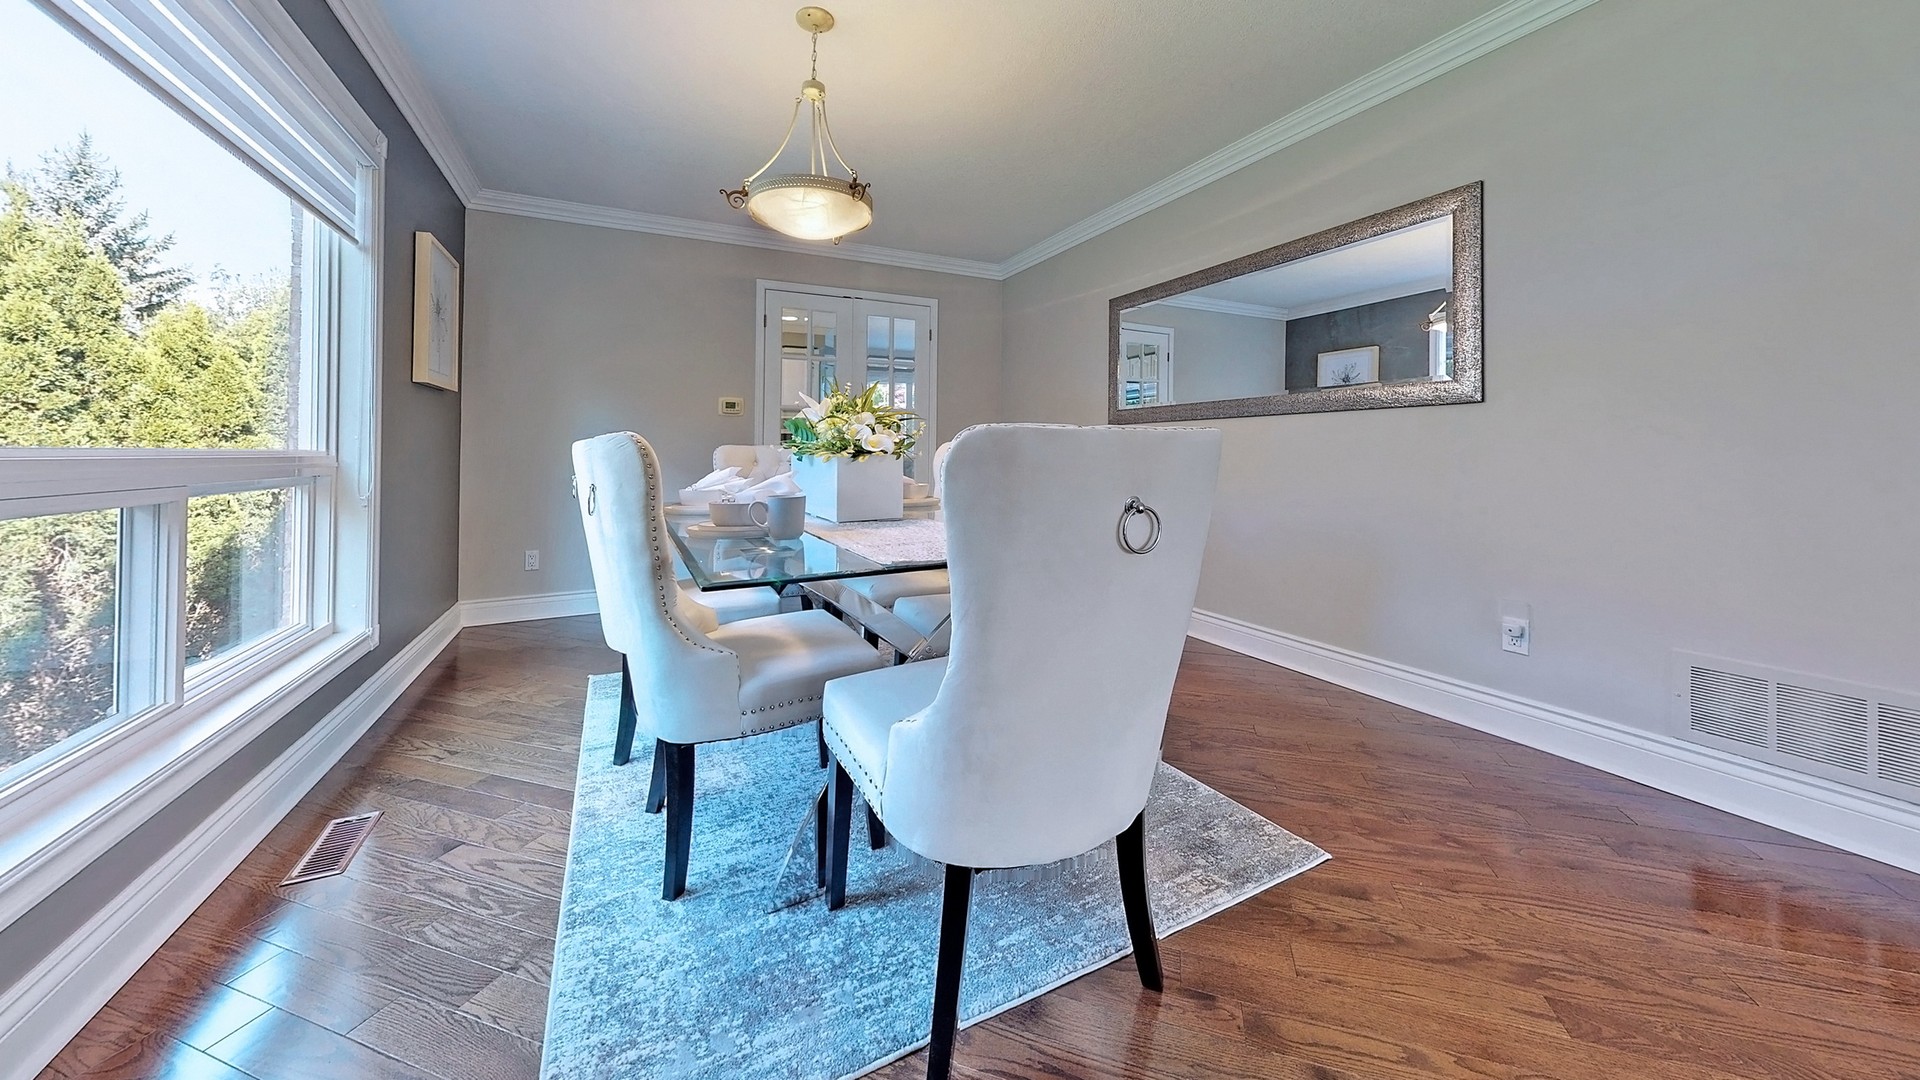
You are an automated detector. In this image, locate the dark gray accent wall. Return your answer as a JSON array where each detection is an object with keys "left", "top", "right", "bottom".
[
  {"left": 0, "top": 0, "right": 462, "bottom": 991},
  {"left": 1285, "top": 289, "right": 1447, "bottom": 390}
]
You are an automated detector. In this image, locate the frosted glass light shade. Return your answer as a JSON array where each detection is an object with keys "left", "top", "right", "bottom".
[{"left": 745, "top": 174, "right": 873, "bottom": 241}]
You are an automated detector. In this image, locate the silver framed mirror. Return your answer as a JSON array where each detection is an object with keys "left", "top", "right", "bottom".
[{"left": 1108, "top": 182, "right": 1482, "bottom": 423}]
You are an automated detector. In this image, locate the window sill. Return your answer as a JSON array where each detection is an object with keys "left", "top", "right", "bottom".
[{"left": 0, "top": 626, "right": 375, "bottom": 931}]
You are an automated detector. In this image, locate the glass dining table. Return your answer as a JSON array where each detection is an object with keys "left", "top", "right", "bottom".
[{"left": 665, "top": 504, "right": 951, "bottom": 663}]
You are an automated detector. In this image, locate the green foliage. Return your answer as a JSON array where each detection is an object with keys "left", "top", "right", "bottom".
[
  {"left": 0, "top": 185, "right": 133, "bottom": 445},
  {"left": 8, "top": 134, "right": 192, "bottom": 320},
  {"left": 0, "top": 510, "right": 118, "bottom": 767},
  {"left": 785, "top": 382, "right": 919, "bottom": 460},
  {"left": 0, "top": 139, "right": 295, "bottom": 773}
]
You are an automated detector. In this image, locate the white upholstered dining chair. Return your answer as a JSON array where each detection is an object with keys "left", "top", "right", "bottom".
[
  {"left": 818, "top": 423, "right": 1221, "bottom": 1080},
  {"left": 712, "top": 443, "right": 791, "bottom": 481},
  {"left": 571, "top": 432, "right": 886, "bottom": 899}
]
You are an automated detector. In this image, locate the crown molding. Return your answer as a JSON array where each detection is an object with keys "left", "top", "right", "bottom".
[
  {"left": 995, "top": 0, "right": 1601, "bottom": 278},
  {"left": 323, "top": 0, "right": 482, "bottom": 203},
  {"left": 321, "top": 0, "right": 1594, "bottom": 281},
  {"left": 1153, "top": 295, "right": 1292, "bottom": 321},
  {"left": 467, "top": 189, "right": 1005, "bottom": 279},
  {"left": 1286, "top": 276, "right": 1454, "bottom": 321}
]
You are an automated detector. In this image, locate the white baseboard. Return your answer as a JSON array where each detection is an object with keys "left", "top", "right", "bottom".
[
  {"left": 460, "top": 589, "right": 598, "bottom": 627},
  {"left": 1189, "top": 609, "right": 1920, "bottom": 876},
  {"left": 0, "top": 605, "right": 463, "bottom": 1080}
]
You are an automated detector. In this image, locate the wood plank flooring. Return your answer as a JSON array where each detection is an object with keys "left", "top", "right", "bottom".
[{"left": 40, "top": 619, "right": 1920, "bottom": 1079}]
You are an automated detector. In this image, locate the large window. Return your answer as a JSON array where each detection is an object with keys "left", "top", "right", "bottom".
[{"left": 0, "top": 0, "right": 384, "bottom": 918}]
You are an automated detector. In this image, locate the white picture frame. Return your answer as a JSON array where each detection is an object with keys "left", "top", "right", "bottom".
[
  {"left": 412, "top": 231, "right": 461, "bottom": 391},
  {"left": 1316, "top": 345, "right": 1379, "bottom": 388}
]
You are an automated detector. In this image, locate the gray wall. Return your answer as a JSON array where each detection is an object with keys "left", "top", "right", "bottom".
[
  {"left": 0, "top": 0, "right": 463, "bottom": 988},
  {"left": 458, "top": 211, "right": 1003, "bottom": 603},
  {"left": 1285, "top": 289, "right": 1446, "bottom": 390},
  {"left": 1125, "top": 303, "right": 1287, "bottom": 402},
  {"left": 1001, "top": 0, "right": 1920, "bottom": 741}
]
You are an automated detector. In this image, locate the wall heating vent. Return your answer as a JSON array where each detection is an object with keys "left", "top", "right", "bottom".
[
  {"left": 1673, "top": 652, "right": 1920, "bottom": 803},
  {"left": 280, "top": 811, "right": 381, "bottom": 886}
]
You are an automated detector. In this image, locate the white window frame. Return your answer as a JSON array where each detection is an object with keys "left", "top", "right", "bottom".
[{"left": 0, "top": 0, "right": 388, "bottom": 931}]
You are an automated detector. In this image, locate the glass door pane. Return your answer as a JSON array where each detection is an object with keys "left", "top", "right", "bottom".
[
  {"left": 765, "top": 291, "right": 855, "bottom": 443},
  {"left": 854, "top": 300, "right": 932, "bottom": 476},
  {"left": 778, "top": 305, "right": 839, "bottom": 412}
]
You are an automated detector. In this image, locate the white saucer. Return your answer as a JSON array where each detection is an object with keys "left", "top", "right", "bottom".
[
  {"left": 902, "top": 496, "right": 941, "bottom": 509},
  {"left": 686, "top": 522, "right": 767, "bottom": 538}
]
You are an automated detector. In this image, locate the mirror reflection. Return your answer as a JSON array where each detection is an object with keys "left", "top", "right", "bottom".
[{"left": 1109, "top": 183, "right": 1481, "bottom": 422}]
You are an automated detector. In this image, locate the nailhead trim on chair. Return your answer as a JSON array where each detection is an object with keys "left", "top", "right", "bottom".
[
  {"left": 744, "top": 693, "right": 821, "bottom": 716},
  {"left": 823, "top": 722, "right": 885, "bottom": 809},
  {"left": 739, "top": 693, "right": 827, "bottom": 737},
  {"left": 626, "top": 433, "right": 730, "bottom": 660},
  {"left": 741, "top": 712, "right": 823, "bottom": 738}
]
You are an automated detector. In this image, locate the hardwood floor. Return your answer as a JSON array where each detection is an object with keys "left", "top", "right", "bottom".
[{"left": 41, "top": 619, "right": 1920, "bottom": 1079}]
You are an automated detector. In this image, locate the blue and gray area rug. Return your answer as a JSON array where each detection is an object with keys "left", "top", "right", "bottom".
[{"left": 543, "top": 673, "right": 1328, "bottom": 1079}]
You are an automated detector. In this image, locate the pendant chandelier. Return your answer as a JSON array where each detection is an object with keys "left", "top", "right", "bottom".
[{"left": 722, "top": 7, "right": 872, "bottom": 243}]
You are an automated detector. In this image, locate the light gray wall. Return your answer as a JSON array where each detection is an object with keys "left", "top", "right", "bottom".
[
  {"left": 459, "top": 211, "right": 1003, "bottom": 603},
  {"left": 0, "top": 0, "right": 463, "bottom": 988},
  {"left": 1002, "top": 0, "right": 1920, "bottom": 737},
  {"left": 1125, "top": 303, "right": 1286, "bottom": 402}
]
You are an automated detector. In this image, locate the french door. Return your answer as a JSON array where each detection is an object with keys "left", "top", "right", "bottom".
[
  {"left": 1118, "top": 323, "right": 1174, "bottom": 408},
  {"left": 759, "top": 284, "right": 937, "bottom": 476}
]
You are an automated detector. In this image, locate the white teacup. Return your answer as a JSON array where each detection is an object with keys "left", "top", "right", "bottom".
[{"left": 904, "top": 481, "right": 931, "bottom": 500}]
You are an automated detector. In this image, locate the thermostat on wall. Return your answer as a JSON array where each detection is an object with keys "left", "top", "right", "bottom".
[{"left": 719, "top": 397, "right": 744, "bottom": 416}]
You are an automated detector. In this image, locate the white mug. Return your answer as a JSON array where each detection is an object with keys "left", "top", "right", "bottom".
[{"left": 758, "top": 494, "right": 807, "bottom": 540}]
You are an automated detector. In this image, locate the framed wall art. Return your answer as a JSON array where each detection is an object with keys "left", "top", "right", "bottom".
[{"left": 412, "top": 231, "right": 461, "bottom": 391}]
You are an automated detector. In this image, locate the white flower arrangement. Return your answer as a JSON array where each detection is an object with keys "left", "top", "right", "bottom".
[{"left": 784, "top": 384, "right": 919, "bottom": 460}]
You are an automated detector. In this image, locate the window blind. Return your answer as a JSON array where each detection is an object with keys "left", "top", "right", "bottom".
[{"left": 33, "top": 0, "right": 381, "bottom": 240}]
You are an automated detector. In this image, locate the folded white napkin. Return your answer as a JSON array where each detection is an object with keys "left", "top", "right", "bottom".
[
  {"left": 731, "top": 474, "right": 801, "bottom": 501},
  {"left": 690, "top": 466, "right": 743, "bottom": 490}
]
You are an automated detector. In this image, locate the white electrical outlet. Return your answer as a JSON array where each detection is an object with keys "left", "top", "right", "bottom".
[
  {"left": 524, "top": 549, "right": 540, "bottom": 571},
  {"left": 1501, "top": 616, "right": 1530, "bottom": 655}
]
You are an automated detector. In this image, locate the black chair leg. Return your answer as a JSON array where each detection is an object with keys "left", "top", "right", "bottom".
[
  {"left": 1116, "top": 811, "right": 1163, "bottom": 992},
  {"left": 661, "top": 742, "right": 695, "bottom": 900},
  {"left": 814, "top": 783, "right": 830, "bottom": 889},
  {"left": 612, "top": 657, "right": 639, "bottom": 766},
  {"left": 824, "top": 758, "right": 856, "bottom": 910},
  {"left": 645, "top": 738, "right": 668, "bottom": 814},
  {"left": 866, "top": 804, "right": 888, "bottom": 850},
  {"left": 927, "top": 864, "right": 974, "bottom": 1080},
  {"left": 816, "top": 717, "right": 828, "bottom": 768}
]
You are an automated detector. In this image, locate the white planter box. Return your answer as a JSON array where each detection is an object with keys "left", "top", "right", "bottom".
[{"left": 791, "top": 454, "right": 904, "bottom": 523}]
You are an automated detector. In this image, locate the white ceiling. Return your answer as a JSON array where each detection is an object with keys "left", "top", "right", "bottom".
[
  {"left": 360, "top": 0, "right": 1517, "bottom": 265},
  {"left": 1180, "top": 216, "right": 1453, "bottom": 316}
]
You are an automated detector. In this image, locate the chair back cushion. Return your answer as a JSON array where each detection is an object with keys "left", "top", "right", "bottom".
[
  {"left": 572, "top": 433, "right": 740, "bottom": 737},
  {"left": 928, "top": 440, "right": 954, "bottom": 499},
  {"left": 713, "top": 444, "right": 791, "bottom": 481},
  {"left": 883, "top": 424, "right": 1221, "bottom": 867}
]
